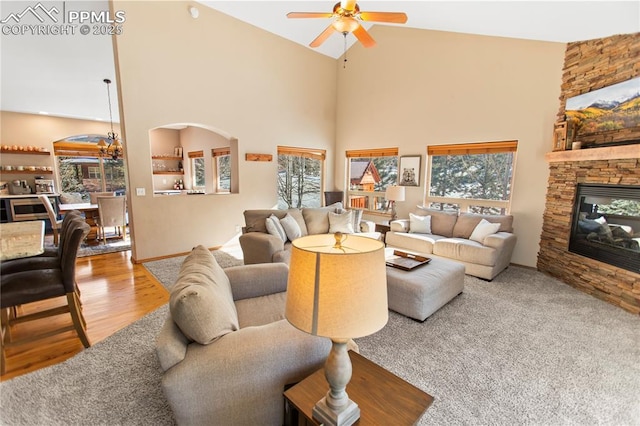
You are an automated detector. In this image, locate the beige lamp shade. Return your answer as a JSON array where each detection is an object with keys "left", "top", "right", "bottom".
[
  {"left": 385, "top": 185, "right": 405, "bottom": 202},
  {"left": 584, "top": 196, "right": 612, "bottom": 205},
  {"left": 286, "top": 234, "right": 388, "bottom": 339}
]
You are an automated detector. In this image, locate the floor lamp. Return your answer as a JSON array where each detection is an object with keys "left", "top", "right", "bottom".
[{"left": 286, "top": 233, "right": 388, "bottom": 426}]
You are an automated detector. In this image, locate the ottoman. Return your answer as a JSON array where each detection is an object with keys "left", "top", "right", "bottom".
[{"left": 385, "top": 251, "right": 465, "bottom": 321}]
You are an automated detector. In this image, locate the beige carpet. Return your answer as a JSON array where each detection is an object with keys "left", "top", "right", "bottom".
[{"left": 1, "top": 264, "right": 638, "bottom": 425}]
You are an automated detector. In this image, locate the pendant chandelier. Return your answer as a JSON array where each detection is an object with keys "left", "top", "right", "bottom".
[{"left": 98, "top": 78, "right": 123, "bottom": 160}]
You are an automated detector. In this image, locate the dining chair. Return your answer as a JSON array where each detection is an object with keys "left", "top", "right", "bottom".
[
  {"left": 0, "top": 210, "right": 83, "bottom": 276},
  {"left": 96, "top": 196, "right": 127, "bottom": 245},
  {"left": 89, "top": 191, "right": 116, "bottom": 205},
  {"left": 0, "top": 217, "right": 91, "bottom": 375},
  {"left": 38, "top": 194, "right": 63, "bottom": 246}
]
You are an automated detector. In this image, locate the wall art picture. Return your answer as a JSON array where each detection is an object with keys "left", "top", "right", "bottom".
[
  {"left": 399, "top": 155, "right": 421, "bottom": 186},
  {"left": 565, "top": 77, "right": 640, "bottom": 138}
]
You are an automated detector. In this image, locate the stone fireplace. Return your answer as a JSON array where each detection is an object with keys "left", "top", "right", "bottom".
[
  {"left": 538, "top": 146, "right": 640, "bottom": 315},
  {"left": 537, "top": 33, "right": 640, "bottom": 315},
  {"left": 569, "top": 183, "right": 640, "bottom": 273}
]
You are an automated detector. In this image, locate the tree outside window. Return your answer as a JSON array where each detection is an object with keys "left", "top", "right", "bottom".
[
  {"left": 427, "top": 141, "right": 517, "bottom": 214},
  {"left": 212, "top": 147, "right": 231, "bottom": 193},
  {"left": 277, "top": 146, "right": 325, "bottom": 209},
  {"left": 192, "top": 158, "right": 205, "bottom": 188},
  {"left": 216, "top": 155, "right": 231, "bottom": 192},
  {"left": 54, "top": 135, "right": 126, "bottom": 200}
]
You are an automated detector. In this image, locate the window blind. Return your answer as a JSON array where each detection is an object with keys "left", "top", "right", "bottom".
[
  {"left": 212, "top": 147, "right": 231, "bottom": 157},
  {"left": 427, "top": 141, "right": 517, "bottom": 156},
  {"left": 346, "top": 147, "right": 399, "bottom": 158},
  {"left": 277, "top": 146, "right": 326, "bottom": 161},
  {"left": 188, "top": 150, "right": 204, "bottom": 158}
]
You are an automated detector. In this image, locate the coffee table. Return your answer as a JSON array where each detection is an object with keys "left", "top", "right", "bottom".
[
  {"left": 284, "top": 350, "right": 433, "bottom": 426},
  {"left": 385, "top": 248, "right": 465, "bottom": 321}
]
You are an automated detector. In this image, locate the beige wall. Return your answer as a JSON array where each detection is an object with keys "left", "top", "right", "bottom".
[
  {"left": 335, "top": 26, "right": 567, "bottom": 267},
  {"left": 112, "top": 1, "right": 337, "bottom": 261},
  {"left": 3, "top": 7, "right": 569, "bottom": 267}
]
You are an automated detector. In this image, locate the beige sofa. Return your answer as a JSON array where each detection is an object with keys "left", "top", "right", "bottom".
[
  {"left": 386, "top": 208, "right": 517, "bottom": 280},
  {"left": 239, "top": 202, "right": 380, "bottom": 264},
  {"left": 156, "top": 246, "right": 331, "bottom": 425}
]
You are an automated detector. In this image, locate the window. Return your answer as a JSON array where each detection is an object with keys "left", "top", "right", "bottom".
[
  {"left": 277, "top": 146, "right": 325, "bottom": 209},
  {"left": 188, "top": 150, "right": 205, "bottom": 189},
  {"left": 87, "top": 166, "right": 101, "bottom": 179},
  {"left": 212, "top": 148, "right": 231, "bottom": 193},
  {"left": 53, "top": 136, "right": 126, "bottom": 199},
  {"left": 426, "top": 141, "right": 517, "bottom": 214},
  {"left": 346, "top": 148, "right": 398, "bottom": 213}
]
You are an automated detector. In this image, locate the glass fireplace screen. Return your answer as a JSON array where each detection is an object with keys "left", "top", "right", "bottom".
[{"left": 570, "top": 184, "right": 640, "bottom": 273}]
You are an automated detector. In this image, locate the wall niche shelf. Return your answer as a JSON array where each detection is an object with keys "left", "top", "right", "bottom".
[
  {"left": 1, "top": 170, "right": 53, "bottom": 175},
  {"left": 1, "top": 149, "right": 51, "bottom": 156},
  {"left": 153, "top": 171, "right": 184, "bottom": 175},
  {"left": 152, "top": 155, "right": 182, "bottom": 160}
]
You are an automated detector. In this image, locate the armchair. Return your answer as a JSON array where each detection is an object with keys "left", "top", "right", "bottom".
[{"left": 156, "top": 246, "right": 331, "bottom": 425}]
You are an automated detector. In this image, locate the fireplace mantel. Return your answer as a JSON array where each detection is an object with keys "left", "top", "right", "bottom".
[{"left": 545, "top": 144, "right": 639, "bottom": 163}]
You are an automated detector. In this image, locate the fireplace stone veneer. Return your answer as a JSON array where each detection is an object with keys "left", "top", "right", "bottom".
[{"left": 538, "top": 150, "right": 640, "bottom": 315}]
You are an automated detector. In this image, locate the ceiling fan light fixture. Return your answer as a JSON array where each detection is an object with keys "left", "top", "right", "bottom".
[
  {"left": 332, "top": 17, "right": 359, "bottom": 33},
  {"left": 288, "top": 1, "right": 406, "bottom": 49}
]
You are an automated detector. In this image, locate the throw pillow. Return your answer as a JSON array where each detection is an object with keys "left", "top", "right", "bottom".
[
  {"left": 302, "top": 202, "right": 343, "bottom": 235},
  {"left": 265, "top": 214, "right": 287, "bottom": 242},
  {"left": 409, "top": 213, "right": 431, "bottom": 234},
  {"left": 328, "top": 210, "right": 355, "bottom": 233},
  {"left": 351, "top": 209, "right": 363, "bottom": 233},
  {"left": 170, "top": 245, "right": 239, "bottom": 345},
  {"left": 280, "top": 213, "right": 302, "bottom": 241},
  {"left": 453, "top": 213, "right": 514, "bottom": 238},
  {"left": 469, "top": 219, "right": 501, "bottom": 244},
  {"left": 338, "top": 208, "right": 363, "bottom": 233},
  {"left": 415, "top": 207, "right": 458, "bottom": 237}
]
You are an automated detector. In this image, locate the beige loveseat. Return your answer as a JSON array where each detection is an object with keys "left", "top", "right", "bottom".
[
  {"left": 156, "top": 246, "right": 331, "bottom": 425},
  {"left": 239, "top": 202, "right": 381, "bottom": 264},
  {"left": 386, "top": 208, "right": 517, "bottom": 280}
]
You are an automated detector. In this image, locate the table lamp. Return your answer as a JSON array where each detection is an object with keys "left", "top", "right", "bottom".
[
  {"left": 385, "top": 185, "right": 405, "bottom": 220},
  {"left": 286, "top": 233, "right": 388, "bottom": 426}
]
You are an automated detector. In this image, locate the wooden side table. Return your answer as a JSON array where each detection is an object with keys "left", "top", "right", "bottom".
[
  {"left": 375, "top": 222, "right": 391, "bottom": 243},
  {"left": 284, "top": 350, "right": 433, "bottom": 426}
]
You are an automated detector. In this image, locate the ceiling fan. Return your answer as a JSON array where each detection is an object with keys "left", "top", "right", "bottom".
[{"left": 287, "top": 0, "right": 408, "bottom": 48}]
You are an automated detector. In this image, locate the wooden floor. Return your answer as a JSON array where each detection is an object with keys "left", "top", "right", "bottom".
[{"left": 1, "top": 249, "right": 169, "bottom": 381}]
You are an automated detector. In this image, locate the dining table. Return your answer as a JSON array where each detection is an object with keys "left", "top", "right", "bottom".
[
  {"left": 0, "top": 220, "right": 45, "bottom": 261},
  {"left": 59, "top": 203, "right": 100, "bottom": 243}
]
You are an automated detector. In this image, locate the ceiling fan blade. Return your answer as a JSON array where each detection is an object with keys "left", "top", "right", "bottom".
[
  {"left": 352, "top": 24, "right": 376, "bottom": 48},
  {"left": 310, "top": 23, "right": 337, "bottom": 47},
  {"left": 358, "top": 12, "right": 408, "bottom": 24},
  {"left": 287, "top": 12, "right": 334, "bottom": 19},
  {"left": 341, "top": 0, "right": 357, "bottom": 12}
]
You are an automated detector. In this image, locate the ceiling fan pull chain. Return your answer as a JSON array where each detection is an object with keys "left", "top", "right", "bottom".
[{"left": 343, "top": 32, "right": 348, "bottom": 68}]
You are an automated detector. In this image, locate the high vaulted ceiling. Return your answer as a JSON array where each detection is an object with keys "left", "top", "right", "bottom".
[
  {"left": 202, "top": 1, "right": 640, "bottom": 59},
  {"left": 1, "top": 1, "right": 638, "bottom": 122}
]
